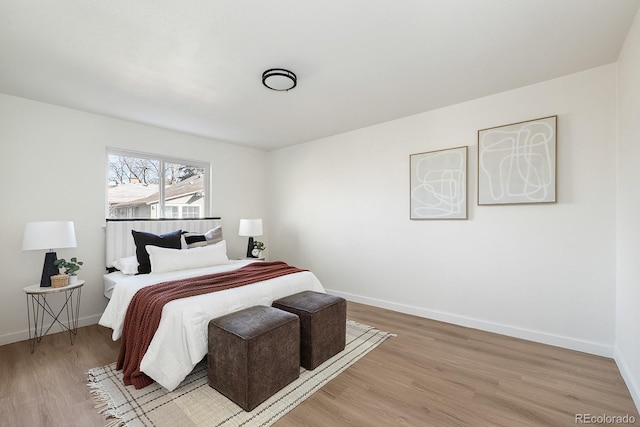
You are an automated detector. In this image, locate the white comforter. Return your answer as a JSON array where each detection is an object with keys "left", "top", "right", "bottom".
[{"left": 99, "top": 260, "right": 325, "bottom": 391}]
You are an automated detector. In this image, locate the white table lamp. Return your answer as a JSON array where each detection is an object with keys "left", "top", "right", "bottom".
[
  {"left": 238, "top": 219, "right": 263, "bottom": 258},
  {"left": 22, "top": 221, "right": 77, "bottom": 287}
]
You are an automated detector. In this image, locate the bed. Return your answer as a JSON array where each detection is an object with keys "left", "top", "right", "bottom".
[{"left": 98, "top": 218, "right": 325, "bottom": 391}]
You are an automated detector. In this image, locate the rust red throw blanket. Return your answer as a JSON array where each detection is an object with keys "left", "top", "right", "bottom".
[{"left": 116, "top": 261, "right": 306, "bottom": 389}]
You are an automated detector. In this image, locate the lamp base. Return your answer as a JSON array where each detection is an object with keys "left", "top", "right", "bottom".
[
  {"left": 246, "top": 236, "right": 255, "bottom": 258},
  {"left": 40, "top": 251, "right": 58, "bottom": 287}
]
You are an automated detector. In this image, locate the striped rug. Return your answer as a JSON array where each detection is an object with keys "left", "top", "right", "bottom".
[{"left": 87, "top": 320, "right": 393, "bottom": 427}]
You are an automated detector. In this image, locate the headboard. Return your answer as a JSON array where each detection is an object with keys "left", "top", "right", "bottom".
[{"left": 105, "top": 218, "right": 223, "bottom": 268}]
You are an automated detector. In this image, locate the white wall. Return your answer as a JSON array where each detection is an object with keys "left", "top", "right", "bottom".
[
  {"left": 269, "top": 64, "right": 618, "bottom": 356},
  {"left": 616, "top": 6, "right": 640, "bottom": 410},
  {"left": 0, "top": 94, "right": 268, "bottom": 345}
]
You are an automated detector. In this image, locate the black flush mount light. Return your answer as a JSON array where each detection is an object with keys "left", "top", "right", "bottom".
[{"left": 262, "top": 68, "right": 297, "bottom": 91}]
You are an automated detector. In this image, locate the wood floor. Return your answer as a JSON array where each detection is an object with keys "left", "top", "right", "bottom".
[{"left": 0, "top": 302, "right": 637, "bottom": 427}]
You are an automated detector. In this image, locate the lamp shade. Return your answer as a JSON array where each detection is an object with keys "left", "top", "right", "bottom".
[
  {"left": 22, "top": 221, "right": 77, "bottom": 251},
  {"left": 238, "top": 219, "right": 263, "bottom": 237}
]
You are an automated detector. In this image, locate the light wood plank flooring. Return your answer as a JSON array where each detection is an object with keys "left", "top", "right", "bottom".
[{"left": 0, "top": 302, "right": 637, "bottom": 426}]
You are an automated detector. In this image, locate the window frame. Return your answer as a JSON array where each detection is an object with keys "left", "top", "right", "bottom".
[{"left": 106, "top": 147, "right": 211, "bottom": 219}]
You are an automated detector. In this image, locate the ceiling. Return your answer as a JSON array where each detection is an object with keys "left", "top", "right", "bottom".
[{"left": 1, "top": 0, "right": 638, "bottom": 151}]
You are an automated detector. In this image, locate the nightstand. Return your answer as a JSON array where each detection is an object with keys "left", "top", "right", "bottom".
[{"left": 23, "top": 280, "right": 84, "bottom": 353}]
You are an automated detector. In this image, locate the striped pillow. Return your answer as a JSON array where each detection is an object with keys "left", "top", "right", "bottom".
[{"left": 182, "top": 227, "right": 223, "bottom": 249}]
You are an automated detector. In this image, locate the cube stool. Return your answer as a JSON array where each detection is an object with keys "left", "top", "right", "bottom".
[
  {"left": 207, "top": 305, "right": 300, "bottom": 411},
  {"left": 272, "top": 291, "right": 346, "bottom": 370}
]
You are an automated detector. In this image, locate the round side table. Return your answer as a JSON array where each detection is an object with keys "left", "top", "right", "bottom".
[{"left": 23, "top": 280, "right": 84, "bottom": 353}]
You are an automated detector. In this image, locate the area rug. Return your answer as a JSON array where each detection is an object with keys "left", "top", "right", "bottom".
[{"left": 87, "top": 320, "right": 393, "bottom": 427}]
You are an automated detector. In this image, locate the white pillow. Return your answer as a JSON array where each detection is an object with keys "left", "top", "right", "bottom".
[
  {"left": 112, "top": 256, "right": 139, "bottom": 275},
  {"left": 146, "top": 240, "right": 229, "bottom": 273}
]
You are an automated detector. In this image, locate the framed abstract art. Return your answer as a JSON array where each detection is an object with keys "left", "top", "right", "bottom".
[
  {"left": 478, "top": 116, "right": 557, "bottom": 205},
  {"left": 410, "top": 146, "right": 468, "bottom": 220}
]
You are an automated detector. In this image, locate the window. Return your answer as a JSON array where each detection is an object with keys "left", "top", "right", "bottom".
[
  {"left": 107, "top": 149, "right": 210, "bottom": 219},
  {"left": 163, "top": 206, "right": 179, "bottom": 218},
  {"left": 181, "top": 206, "right": 200, "bottom": 218}
]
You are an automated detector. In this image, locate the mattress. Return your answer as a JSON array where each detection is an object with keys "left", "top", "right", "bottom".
[{"left": 103, "top": 271, "right": 128, "bottom": 299}]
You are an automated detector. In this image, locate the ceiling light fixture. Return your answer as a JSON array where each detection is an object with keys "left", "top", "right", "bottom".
[{"left": 262, "top": 68, "right": 297, "bottom": 91}]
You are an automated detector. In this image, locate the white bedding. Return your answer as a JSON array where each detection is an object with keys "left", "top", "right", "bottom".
[
  {"left": 98, "top": 260, "right": 325, "bottom": 391},
  {"left": 103, "top": 271, "right": 127, "bottom": 299}
]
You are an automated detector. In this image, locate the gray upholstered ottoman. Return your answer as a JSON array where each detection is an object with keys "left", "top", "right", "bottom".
[
  {"left": 207, "top": 305, "right": 300, "bottom": 411},
  {"left": 272, "top": 291, "right": 346, "bottom": 370}
]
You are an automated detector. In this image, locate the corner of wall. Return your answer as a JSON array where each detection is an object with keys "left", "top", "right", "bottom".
[{"left": 615, "top": 348, "right": 640, "bottom": 413}]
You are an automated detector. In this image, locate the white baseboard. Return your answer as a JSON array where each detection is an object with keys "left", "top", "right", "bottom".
[
  {"left": 615, "top": 348, "right": 640, "bottom": 413},
  {"left": 0, "top": 314, "right": 102, "bottom": 347},
  {"left": 326, "top": 288, "right": 614, "bottom": 358}
]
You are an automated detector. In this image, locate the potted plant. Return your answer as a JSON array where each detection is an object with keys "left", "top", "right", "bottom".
[{"left": 54, "top": 257, "right": 84, "bottom": 284}]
